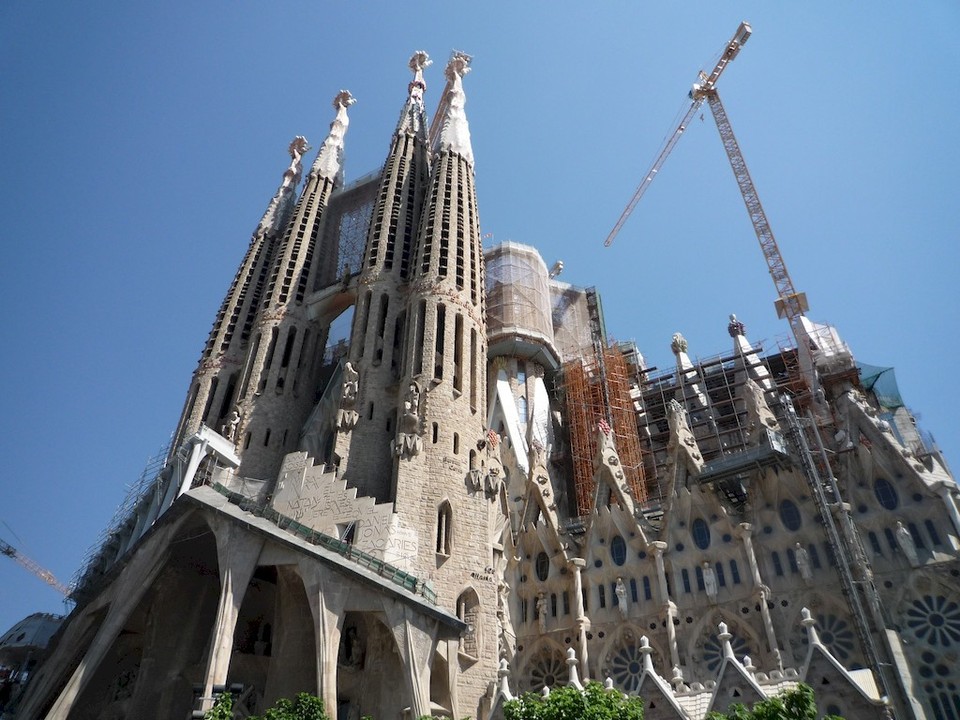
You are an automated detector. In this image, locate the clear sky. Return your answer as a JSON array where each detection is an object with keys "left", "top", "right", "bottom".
[{"left": 1, "top": 2, "right": 957, "bottom": 636}]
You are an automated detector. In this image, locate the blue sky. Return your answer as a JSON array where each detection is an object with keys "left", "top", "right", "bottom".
[{"left": 1, "top": 3, "right": 957, "bottom": 635}]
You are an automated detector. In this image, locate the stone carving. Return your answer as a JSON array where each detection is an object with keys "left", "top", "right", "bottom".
[
  {"left": 666, "top": 399, "right": 703, "bottom": 478},
  {"left": 529, "top": 439, "right": 550, "bottom": 494},
  {"left": 221, "top": 407, "right": 242, "bottom": 443},
  {"left": 468, "top": 441, "right": 485, "bottom": 492},
  {"left": 394, "top": 381, "right": 424, "bottom": 458},
  {"left": 896, "top": 521, "right": 920, "bottom": 567},
  {"left": 336, "top": 362, "right": 359, "bottom": 431},
  {"left": 484, "top": 430, "right": 504, "bottom": 496},
  {"left": 338, "top": 625, "right": 365, "bottom": 669},
  {"left": 702, "top": 561, "right": 718, "bottom": 601},
  {"left": 407, "top": 51, "right": 431, "bottom": 102},
  {"left": 728, "top": 313, "right": 746, "bottom": 338},
  {"left": 742, "top": 377, "right": 779, "bottom": 443},
  {"left": 284, "top": 135, "right": 310, "bottom": 187},
  {"left": 615, "top": 577, "right": 628, "bottom": 618},
  {"left": 795, "top": 542, "right": 813, "bottom": 582},
  {"left": 536, "top": 592, "right": 547, "bottom": 634},
  {"left": 671, "top": 332, "right": 688, "bottom": 355}
]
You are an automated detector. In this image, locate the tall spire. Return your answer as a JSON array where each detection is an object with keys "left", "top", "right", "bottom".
[
  {"left": 258, "top": 136, "right": 309, "bottom": 236},
  {"left": 398, "top": 50, "right": 431, "bottom": 137},
  {"left": 169, "top": 138, "right": 310, "bottom": 454},
  {"left": 310, "top": 90, "right": 355, "bottom": 183},
  {"left": 436, "top": 52, "right": 473, "bottom": 165}
]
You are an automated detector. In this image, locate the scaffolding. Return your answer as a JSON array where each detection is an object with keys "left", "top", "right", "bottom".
[
  {"left": 314, "top": 170, "right": 380, "bottom": 291},
  {"left": 562, "top": 345, "right": 647, "bottom": 516}
]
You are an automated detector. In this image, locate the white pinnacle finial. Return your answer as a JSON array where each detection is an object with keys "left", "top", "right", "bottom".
[
  {"left": 311, "top": 90, "right": 355, "bottom": 180},
  {"left": 282, "top": 136, "right": 309, "bottom": 189},
  {"left": 408, "top": 51, "right": 431, "bottom": 102},
  {"left": 437, "top": 51, "right": 474, "bottom": 165}
]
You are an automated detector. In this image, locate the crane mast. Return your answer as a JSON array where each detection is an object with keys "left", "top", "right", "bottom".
[{"left": 1, "top": 538, "right": 70, "bottom": 596}]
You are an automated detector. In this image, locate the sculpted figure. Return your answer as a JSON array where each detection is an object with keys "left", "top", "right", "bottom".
[
  {"left": 336, "top": 362, "right": 360, "bottom": 431},
  {"left": 394, "top": 381, "right": 424, "bottom": 458},
  {"left": 615, "top": 577, "right": 628, "bottom": 618},
  {"left": 896, "top": 521, "right": 919, "bottom": 567},
  {"left": 484, "top": 430, "right": 504, "bottom": 496},
  {"left": 702, "top": 561, "right": 718, "bottom": 601},
  {"left": 795, "top": 542, "right": 813, "bottom": 582},
  {"left": 671, "top": 332, "right": 688, "bottom": 354},
  {"left": 221, "top": 407, "right": 241, "bottom": 443},
  {"left": 467, "top": 439, "right": 485, "bottom": 492},
  {"left": 536, "top": 592, "right": 547, "bottom": 634}
]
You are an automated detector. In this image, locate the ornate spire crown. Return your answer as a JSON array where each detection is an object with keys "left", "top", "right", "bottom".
[
  {"left": 408, "top": 51, "right": 431, "bottom": 103},
  {"left": 311, "top": 90, "right": 356, "bottom": 180},
  {"left": 437, "top": 51, "right": 474, "bottom": 165}
]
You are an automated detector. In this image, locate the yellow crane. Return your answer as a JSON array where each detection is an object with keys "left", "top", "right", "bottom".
[
  {"left": 604, "top": 21, "right": 809, "bottom": 332},
  {"left": 1, "top": 538, "right": 70, "bottom": 596}
]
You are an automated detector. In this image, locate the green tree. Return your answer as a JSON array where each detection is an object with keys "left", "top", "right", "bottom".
[
  {"left": 205, "top": 691, "right": 329, "bottom": 720},
  {"left": 705, "top": 683, "right": 843, "bottom": 720},
  {"left": 503, "top": 681, "right": 644, "bottom": 720}
]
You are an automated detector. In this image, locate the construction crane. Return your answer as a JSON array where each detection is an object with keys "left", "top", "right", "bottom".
[
  {"left": 1, "top": 538, "right": 70, "bottom": 596},
  {"left": 604, "top": 21, "right": 810, "bottom": 331}
]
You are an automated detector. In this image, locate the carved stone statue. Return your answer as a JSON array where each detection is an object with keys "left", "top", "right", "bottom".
[
  {"left": 896, "top": 521, "right": 920, "bottom": 567},
  {"left": 394, "top": 381, "right": 424, "bottom": 458},
  {"left": 742, "top": 377, "right": 779, "bottom": 443},
  {"left": 671, "top": 332, "right": 688, "bottom": 355},
  {"left": 468, "top": 440, "right": 485, "bottom": 492},
  {"left": 615, "top": 577, "right": 628, "bottom": 618},
  {"left": 728, "top": 313, "right": 746, "bottom": 338},
  {"left": 702, "top": 561, "right": 718, "bottom": 601},
  {"left": 484, "top": 430, "right": 504, "bottom": 496},
  {"left": 536, "top": 592, "right": 547, "bottom": 634},
  {"left": 795, "top": 542, "right": 813, "bottom": 582},
  {"left": 221, "top": 407, "right": 241, "bottom": 443},
  {"left": 336, "top": 362, "right": 360, "bottom": 431},
  {"left": 666, "top": 399, "right": 703, "bottom": 478}
]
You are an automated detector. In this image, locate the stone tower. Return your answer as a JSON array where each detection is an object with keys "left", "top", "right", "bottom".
[
  {"left": 392, "top": 52, "right": 500, "bottom": 710},
  {"left": 334, "top": 52, "right": 433, "bottom": 501},
  {"left": 232, "top": 92, "right": 355, "bottom": 482},
  {"left": 170, "top": 137, "right": 307, "bottom": 455}
]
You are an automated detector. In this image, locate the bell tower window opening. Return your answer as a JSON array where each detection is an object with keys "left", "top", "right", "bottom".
[
  {"left": 201, "top": 377, "right": 219, "bottom": 423},
  {"left": 453, "top": 314, "right": 463, "bottom": 392},
  {"left": 413, "top": 300, "right": 426, "bottom": 376},
  {"left": 391, "top": 311, "right": 406, "bottom": 380},
  {"left": 374, "top": 294, "right": 389, "bottom": 365},
  {"left": 434, "top": 304, "right": 446, "bottom": 381},
  {"left": 470, "top": 328, "right": 478, "bottom": 413},
  {"left": 437, "top": 501, "right": 453, "bottom": 556},
  {"left": 356, "top": 290, "right": 373, "bottom": 359},
  {"left": 258, "top": 327, "right": 279, "bottom": 392},
  {"left": 455, "top": 176, "right": 465, "bottom": 289}
]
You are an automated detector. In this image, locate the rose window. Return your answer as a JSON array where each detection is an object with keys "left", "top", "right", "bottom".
[
  {"left": 525, "top": 650, "right": 566, "bottom": 691},
  {"left": 604, "top": 642, "right": 646, "bottom": 693},
  {"left": 906, "top": 595, "right": 960, "bottom": 647},
  {"left": 702, "top": 633, "right": 750, "bottom": 673}
]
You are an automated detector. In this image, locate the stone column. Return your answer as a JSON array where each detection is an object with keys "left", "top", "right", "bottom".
[
  {"left": 938, "top": 485, "right": 960, "bottom": 548},
  {"left": 40, "top": 533, "right": 170, "bottom": 719},
  {"left": 569, "top": 558, "right": 590, "bottom": 680},
  {"left": 198, "top": 524, "right": 263, "bottom": 712},
  {"left": 650, "top": 542, "right": 681, "bottom": 671},
  {"left": 738, "top": 523, "right": 779, "bottom": 661},
  {"left": 384, "top": 600, "right": 439, "bottom": 718},
  {"left": 298, "top": 560, "right": 347, "bottom": 719}
]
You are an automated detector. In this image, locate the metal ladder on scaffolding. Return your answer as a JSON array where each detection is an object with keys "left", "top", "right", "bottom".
[{"left": 779, "top": 394, "right": 904, "bottom": 716}]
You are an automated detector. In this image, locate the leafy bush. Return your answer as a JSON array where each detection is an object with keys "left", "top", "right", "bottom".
[{"left": 504, "top": 681, "right": 644, "bottom": 720}]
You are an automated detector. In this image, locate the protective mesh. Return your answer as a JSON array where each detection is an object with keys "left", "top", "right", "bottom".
[
  {"left": 858, "top": 363, "right": 904, "bottom": 409},
  {"left": 486, "top": 242, "right": 554, "bottom": 344}
]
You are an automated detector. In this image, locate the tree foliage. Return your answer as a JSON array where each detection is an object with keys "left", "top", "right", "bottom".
[
  {"left": 705, "top": 683, "right": 843, "bottom": 720},
  {"left": 205, "top": 691, "right": 329, "bottom": 720},
  {"left": 503, "top": 681, "right": 644, "bottom": 720}
]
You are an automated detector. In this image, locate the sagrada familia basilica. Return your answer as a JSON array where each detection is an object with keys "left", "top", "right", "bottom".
[{"left": 6, "top": 51, "right": 960, "bottom": 720}]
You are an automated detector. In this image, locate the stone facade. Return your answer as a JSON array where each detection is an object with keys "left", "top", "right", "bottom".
[{"left": 13, "top": 52, "right": 960, "bottom": 720}]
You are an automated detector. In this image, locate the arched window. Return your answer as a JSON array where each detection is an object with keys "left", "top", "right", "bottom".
[
  {"left": 729, "top": 560, "right": 741, "bottom": 584},
  {"left": 681, "top": 568, "right": 691, "bottom": 593},
  {"left": 535, "top": 552, "right": 550, "bottom": 581},
  {"left": 772, "top": 551, "right": 784, "bottom": 576},
  {"left": 456, "top": 589, "right": 481, "bottom": 658},
  {"left": 611, "top": 535, "right": 627, "bottom": 566},
  {"left": 436, "top": 502, "right": 453, "bottom": 555},
  {"left": 874, "top": 477, "right": 899, "bottom": 510},
  {"left": 518, "top": 395, "right": 528, "bottom": 428},
  {"left": 779, "top": 499, "right": 802, "bottom": 531},
  {"left": 692, "top": 518, "right": 711, "bottom": 550}
]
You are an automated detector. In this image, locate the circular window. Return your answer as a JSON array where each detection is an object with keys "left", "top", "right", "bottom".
[
  {"left": 779, "top": 499, "right": 802, "bottom": 531},
  {"left": 874, "top": 477, "right": 899, "bottom": 510},
  {"left": 611, "top": 535, "right": 627, "bottom": 566},
  {"left": 692, "top": 518, "right": 711, "bottom": 550},
  {"left": 535, "top": 552, "right": 550, "bottom": 581}
]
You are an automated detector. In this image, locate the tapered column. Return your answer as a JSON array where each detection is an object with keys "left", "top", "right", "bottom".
[{"left": 198, "top": 524, "right": 263, "bottom": 712}]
